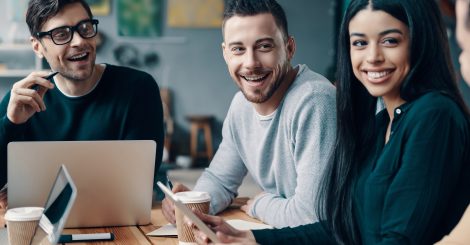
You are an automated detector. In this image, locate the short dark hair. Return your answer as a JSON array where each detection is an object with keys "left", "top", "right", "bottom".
[
  {"left": 26, "top": 0, "right": 93, "bottom": 36},
  {"left": 222, "top": 0, "right": 289, "bottom": 41}
]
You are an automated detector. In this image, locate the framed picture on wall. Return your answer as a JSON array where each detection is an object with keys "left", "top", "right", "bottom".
[
  {"left": 86, "top": 0, "right": 111, "bottom": 16},
  {"left": 117, "top": 0, "right": 163, "bottom": 37},
  {"left": 167, "top": 0, "right": 224, "bottom": 28}
]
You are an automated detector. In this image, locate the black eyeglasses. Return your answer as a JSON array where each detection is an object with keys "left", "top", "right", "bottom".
[{"left": 36, "top": 19, "right": 99, "bottom": 45}]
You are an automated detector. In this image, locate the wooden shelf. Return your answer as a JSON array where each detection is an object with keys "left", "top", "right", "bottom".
[
  {"left": 0, "top": 43, "right": 31, "bottom": 51},
  {"left": 0, "top": 69, "right": 34, "bottom": 77}
]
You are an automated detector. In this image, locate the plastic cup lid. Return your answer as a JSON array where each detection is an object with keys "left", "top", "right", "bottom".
[
  {"left": 175, "top": 191, "right": 211, "bottom": 203},
  {"left": 4, "top": 207, "right": 44, "bottom": 222}
]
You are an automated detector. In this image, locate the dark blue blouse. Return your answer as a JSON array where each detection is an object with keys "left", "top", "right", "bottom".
[{"left": 253, "top": 92, "right": 470, "bottom": 244}]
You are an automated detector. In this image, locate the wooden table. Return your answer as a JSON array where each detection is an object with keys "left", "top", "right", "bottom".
[{"left": 1, "top": 198, "right": 262, "bottom": 244}]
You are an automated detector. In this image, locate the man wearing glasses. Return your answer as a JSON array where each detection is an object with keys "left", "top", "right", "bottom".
[{"left": 0, "top": 0, "right": 164, "bottom": 207}]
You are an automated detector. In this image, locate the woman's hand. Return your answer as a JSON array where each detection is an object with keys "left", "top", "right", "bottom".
[{"left": 187, "top": 209, "right": 258, "bottom": 245}]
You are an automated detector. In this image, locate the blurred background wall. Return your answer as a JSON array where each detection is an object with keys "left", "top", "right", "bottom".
[{"left": 0, "top": 0, "right": 467, "bottom": 162}]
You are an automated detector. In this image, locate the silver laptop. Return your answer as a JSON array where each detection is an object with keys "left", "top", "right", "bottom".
[
  {"left": 30, "top": 165, "right": 77, "bottom": 245},
  {"left": 7, "top": 140, "right": 156, "bottom": 228}
]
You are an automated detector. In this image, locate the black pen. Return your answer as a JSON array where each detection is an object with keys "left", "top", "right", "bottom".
[
  {"left": 31, "top": 71, "right": 59, "bottom": 91},
  {"left": 44, "top": 71, "right": 59, "bottom": 80},
  {"left": 58, "top": 233, "right": 114, "bottom": 243}
]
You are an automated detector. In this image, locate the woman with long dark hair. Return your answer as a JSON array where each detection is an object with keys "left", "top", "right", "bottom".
[
  {"left": 189, "top": 0, "right": 470, "bottom": 244},
  {"left": 436, "top": 0, "right": 470, "bottom": 244}
]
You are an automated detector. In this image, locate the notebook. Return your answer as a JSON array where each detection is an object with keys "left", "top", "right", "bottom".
[
  {"left": 8, "top": 140, "right": 156, "bottom": 228},
  {"left": 30, "top": 165, "right": 77, "bottom": 245}
]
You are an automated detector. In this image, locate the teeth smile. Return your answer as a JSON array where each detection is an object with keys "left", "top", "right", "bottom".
[
  {"left": 367, "top": 71, "right": 390, "bottom": 79},
  {"left": 70, "top": 53, "right": 87, "bottom": 60},
  {"left": 243, "top": 74, "right": 268, "bottom": 81}
]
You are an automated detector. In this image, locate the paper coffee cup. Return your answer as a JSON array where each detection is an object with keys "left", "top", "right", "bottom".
[
  {"left": 175, "top": 191, "right": 210, "bottom": 245},
  {"left": 5, "top": 207, "right": 44, "bottom": 245}
]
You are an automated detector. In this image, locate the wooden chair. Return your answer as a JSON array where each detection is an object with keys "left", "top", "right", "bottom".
[
  {"left": 186, "top": 115, "right": 213, "bottom": 165},
  {"left": 160, "top": 88, "right": 173, "bottom": 160}
]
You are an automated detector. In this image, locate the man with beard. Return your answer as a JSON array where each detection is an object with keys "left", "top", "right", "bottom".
[
  {"left": 0, "top": 0, "right": 164, "bottom": 206},
  {"left": 162, "top": 0, "right": 336, "bottom": 228}
]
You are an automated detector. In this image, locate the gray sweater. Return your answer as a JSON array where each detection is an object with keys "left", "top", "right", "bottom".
[{"left": 194, "top": 64, "right": 336, "bottom": 228}]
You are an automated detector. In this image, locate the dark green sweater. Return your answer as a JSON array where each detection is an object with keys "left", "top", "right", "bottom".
[
  {"left": 254, "top": 92, "right": 470, "bottom": 244},
  {"left": 0, "top": 64, "right": 164, "bottom": 187}
]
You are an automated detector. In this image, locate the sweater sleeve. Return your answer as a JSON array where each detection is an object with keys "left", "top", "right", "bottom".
[
  {"left": 249, "top": 90, "right": 336, "bottom": 227},
  {"left": 194, "top": 106, "right": 248, "bottom": 214},
  {"left": 252, "top": 222, "right": 336, "bottom": 245},
  {"left": 369, "top": 103, "right": 469, "bottom": 244}
]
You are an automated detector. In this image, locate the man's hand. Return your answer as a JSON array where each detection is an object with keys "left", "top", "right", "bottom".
[
  {"left": 240, "top": 192, "right": 266, "bottom": 215},
  {"left": 0, "top": 188, "right": 6, "bottom": 227},
  {"left": 161, "top": 183, "right": 190, "bottom": 224},
  {"left": 7, "top": 71, "right": 55, "bottom": 124},
  {"left": 0, "top": 185, "right": 7, "bottom": 210}
]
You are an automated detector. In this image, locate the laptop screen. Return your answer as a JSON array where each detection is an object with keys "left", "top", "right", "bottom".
[
  {"left": 30, "top": 165, "right": 77, "bottom": 245},
  {"left": 8, "top": 140, "right": 156, "bottom": 228}
]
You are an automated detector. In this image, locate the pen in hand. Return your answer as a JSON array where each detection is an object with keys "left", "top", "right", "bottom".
[
  {"left": 31, "top": 71, "right": 59, "bottom": 91},
  {"left": 44, "top": 71, "right": 59, "bottom": 80}
]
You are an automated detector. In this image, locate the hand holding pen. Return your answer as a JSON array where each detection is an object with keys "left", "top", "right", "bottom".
[
  {"left": 31, "top": 71, "right": 58, "bottom": 91},
  {"left": 6, "top": 71, "right": 57, "bottom": 124}
]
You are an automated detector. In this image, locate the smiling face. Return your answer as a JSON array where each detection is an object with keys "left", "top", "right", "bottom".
[
  {"left": 31, "top": 2, "right": 96, "bottom": 82},
  {"left": 222, "top": 13, "right": 295, "bottom": 105},
  {"left": 349, "top": 7, "right": 410, "bottom": 105},
  {"left": 456, "top": 0, "right": 470, "bottom": 84}
]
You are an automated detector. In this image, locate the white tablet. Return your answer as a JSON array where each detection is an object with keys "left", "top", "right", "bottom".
[
  {"left": 30, "top": 165, "right": 77, "bottom": 245},
  {"left": 156, "top": 182, "right": 220, "bottom": 243}
]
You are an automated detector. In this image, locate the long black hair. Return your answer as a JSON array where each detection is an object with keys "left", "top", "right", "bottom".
[{"left": 317, "top": 0, "right": 469, "bottom": 244}]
